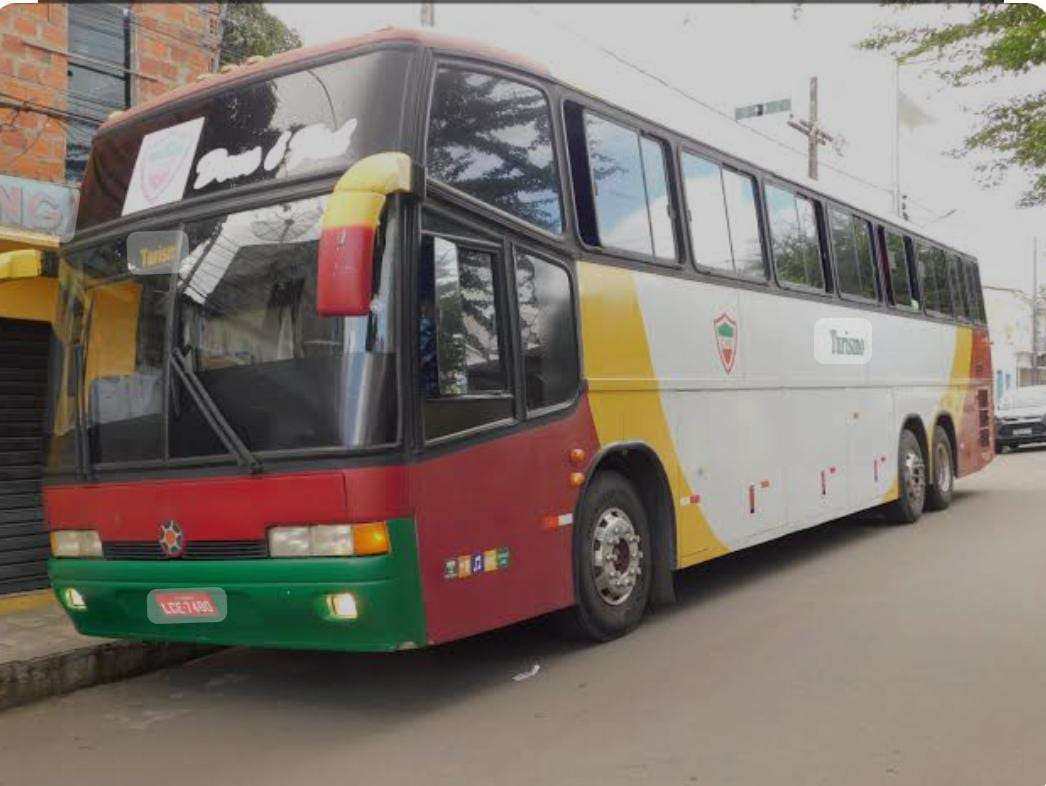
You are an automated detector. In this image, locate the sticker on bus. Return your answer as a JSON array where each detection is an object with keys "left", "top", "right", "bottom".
[{"left": 122, "top": 117, "right": 205, "bottom": 217}]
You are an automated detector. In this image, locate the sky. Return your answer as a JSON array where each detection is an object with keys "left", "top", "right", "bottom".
[{"left": 268, "top": 2, "right": 1044, "bottom": 292}]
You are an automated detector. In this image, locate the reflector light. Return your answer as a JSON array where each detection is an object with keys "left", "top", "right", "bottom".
[
  {"left": 326, "top": 592, "right": 358, "bottom": 620},
  {"left": 63, "top": 588, "right": 87, "bottom": 610}
]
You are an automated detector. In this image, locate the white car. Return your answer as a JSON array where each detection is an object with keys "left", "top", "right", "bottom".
[{"left": 995, "top": 385, "right": 1046, "bottom": 452}]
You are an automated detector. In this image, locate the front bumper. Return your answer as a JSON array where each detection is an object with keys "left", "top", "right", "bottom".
[{"left": 48, "top": 518, "right": 426, "bottom": 652}]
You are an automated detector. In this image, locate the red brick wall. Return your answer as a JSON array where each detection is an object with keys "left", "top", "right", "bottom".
[
  {"left": 0, "top": 4, "right": 69, "bottom": 183},
  {"left": 0, "top": 2, "right": 221, "bottom": 186}
]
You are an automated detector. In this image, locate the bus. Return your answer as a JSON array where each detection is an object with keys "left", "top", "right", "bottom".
[{"left": 44, "top": 28, "right": 993, "bottom": 649}]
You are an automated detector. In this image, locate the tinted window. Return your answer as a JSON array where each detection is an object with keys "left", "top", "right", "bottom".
[
  {"left": 583, "top": 114, "right": 677, "bottom": 260},
  {"left": 79, "top": 50, "right": 412, "bottom": 229},
  {"left": 765, "top": 184, "right": 823, "bottom": 290},
  {"left": 428, "top": 68, "right": 562, "bottom": 233},
  {"left": 917, "top": 243, "right": 953, "bottom": 316},
  {"left": 515, "top": 253, "right": 579, "bottom": 410},
  {"left": 420, "top": 235, "right": 512, "bottom": 439},
  {"left": 883, "top": 230, "right": 913, "bottom": 307},
  {"left": 640, "top": 137, "right": 677, "bottom": 260},
  {"left": 948, "top": 253, "right": 971, "bottom": 319},
  {"left": 965, "top": 260, "right": 986, "bottom": 322},
  {"left": 829, "top": 208, "right": 877, "bottom": 300},
  {"left": 722, "top": 170, "right": 766, "bottom": 279},
  {"left": 680, "top": 154, "right": 733, "bottom": 272}
]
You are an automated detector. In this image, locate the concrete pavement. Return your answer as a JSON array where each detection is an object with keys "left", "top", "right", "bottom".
[{"left": 2, "top": 448, "right": 1045, "bottom": 786}]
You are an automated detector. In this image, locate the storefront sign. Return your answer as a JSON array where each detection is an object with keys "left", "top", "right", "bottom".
[{"left": 0, "top": 175, "right": 79, "bottom": 242}]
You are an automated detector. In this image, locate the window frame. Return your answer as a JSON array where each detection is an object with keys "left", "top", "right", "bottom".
[
  {"left": 417, "top": 223, "right": 519, "bottom": 445},
  {"left": 762, "top": 178, "right": 829, "bottom": 296},
  {"left": 508, "top": 243, "right": 582, "bottom": 419},
  {"left": 424, "top": 59, "right": 568, "bottom": 241},
  {"left": 879, "top": 226, "right": 919, "bottom": 312},
  {"left": 825, "top": 202, "right": 881, "bottom": 305},
  {"left": 679, "top": 145, "right": 771, "bottom": 285},
  {"left": 915, "top": 240, "right": 955, "bottom": 320},
  {"left": 564, "top": 103, "right": 686, "bottom": 270}
]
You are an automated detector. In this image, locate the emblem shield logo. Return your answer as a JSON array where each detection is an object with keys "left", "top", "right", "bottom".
[
  {"left": 713, "top": 313, "right": 738, "bottom": 374},
  {"left": 158, "top": 520, "right": 185, "bottom": 558}
]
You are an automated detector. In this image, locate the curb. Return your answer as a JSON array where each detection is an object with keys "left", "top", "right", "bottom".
[{"left": 0, "top": 640, "right": 219, "bottom": 711}]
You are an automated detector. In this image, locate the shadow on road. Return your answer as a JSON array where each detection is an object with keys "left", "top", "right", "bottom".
[{"left": 145, "top": 509, "right": 921, "bottom": 719}]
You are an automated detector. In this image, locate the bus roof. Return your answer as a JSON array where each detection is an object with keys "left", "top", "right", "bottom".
[
  {"left": 99, "top": 27, "right": 550, "bottom": 134},
  {"left": 99, "top": 27, "right": 972, "bottom": 258}
]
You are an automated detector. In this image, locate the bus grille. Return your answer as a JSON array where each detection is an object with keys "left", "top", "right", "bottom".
[{"left": 102, "top": 540, "right": 269, "bottom": 560}]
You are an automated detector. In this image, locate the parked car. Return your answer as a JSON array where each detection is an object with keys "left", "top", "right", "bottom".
[{"left": 995, "top": 385, "right": 1046, "bottom": 452}]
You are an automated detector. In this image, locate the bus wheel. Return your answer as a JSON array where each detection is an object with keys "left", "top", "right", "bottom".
[
  {"left": 925, "top": 425, "right": 954, "bottom": 511},
  {"left": 885, "top": 428, "right": 926, "bottom": 524},
  {"left": 566, "top": 471, "right": 653, "bottom": 641}
]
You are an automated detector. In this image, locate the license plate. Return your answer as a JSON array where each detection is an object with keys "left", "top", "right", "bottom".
[
  {"left": 1013, "top": 428, "right": 1034, "bottom": 436},
  {"left": 147, "top": 588, "right": 227, "bottom": 624}
]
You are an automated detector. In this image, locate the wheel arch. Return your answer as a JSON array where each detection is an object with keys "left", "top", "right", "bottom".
[{"left": 580, "top": 441, "right": 676, "bottom": 605}]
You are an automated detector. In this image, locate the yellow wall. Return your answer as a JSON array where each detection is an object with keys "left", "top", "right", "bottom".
[{"left": 0, "top": 277, "right": 57, "bottom": 324}]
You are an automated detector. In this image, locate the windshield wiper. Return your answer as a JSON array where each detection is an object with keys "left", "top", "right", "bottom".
[{"left": 169, "top": 348, "right": 263, "bottom": 474}]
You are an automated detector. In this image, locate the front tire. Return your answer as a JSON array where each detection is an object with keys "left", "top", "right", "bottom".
[
  {"left": 884, "top": 428, "right": 926, "bottom": 524},
  {"left": 925, "top": 425, "right": 954, "bottom": 511},
  {"left": 564, "top": 471, "right": 653, "bottom": 642}
]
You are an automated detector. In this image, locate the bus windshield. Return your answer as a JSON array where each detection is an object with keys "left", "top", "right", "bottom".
[{"left": 49, "top": 196, "right": 399, "bottom": 472}]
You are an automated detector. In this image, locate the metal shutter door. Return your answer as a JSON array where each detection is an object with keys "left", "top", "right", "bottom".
[{"left": 0, "top": 319, "right": 51, "bottom": 594}]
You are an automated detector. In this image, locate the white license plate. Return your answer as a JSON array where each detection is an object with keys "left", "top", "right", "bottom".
[{"left": 1013, "top": 428, "right": 1034, "bottom": 436}]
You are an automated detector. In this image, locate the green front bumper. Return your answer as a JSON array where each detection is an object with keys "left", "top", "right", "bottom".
[{"left": 48, "top": 518, "right": 426, "bottom": 652}]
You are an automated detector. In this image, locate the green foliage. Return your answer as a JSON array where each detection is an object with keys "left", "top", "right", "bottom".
[
  {"left": 220, "top": 2, "right": 303, "bottom": 66},
  {"left": 860, "top": 4, "right": 1046, "bottom": 206}
]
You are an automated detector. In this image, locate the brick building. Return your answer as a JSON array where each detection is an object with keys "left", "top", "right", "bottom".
[{"left": 0, "top": 2, "right": 222, "bottom": 593}]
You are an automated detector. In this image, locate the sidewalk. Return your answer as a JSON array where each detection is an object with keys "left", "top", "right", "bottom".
[{"left": 0, "top": 590, "right": 214, "bottom": 710}]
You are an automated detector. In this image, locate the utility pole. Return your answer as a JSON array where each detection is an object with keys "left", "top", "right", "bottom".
[
  {"left": 420, "top": 1, "right": 435, "bottom": 27},
  {"left": 1034, "top": 237, "right": 1041, "bottom": 385},
  {"left": 787, "top": 77, "right": 835, "bottom": 180}
]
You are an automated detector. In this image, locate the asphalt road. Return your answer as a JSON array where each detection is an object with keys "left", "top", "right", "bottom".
[{"left": 4, "top": 448, "right": 1046, "bottom": 786}]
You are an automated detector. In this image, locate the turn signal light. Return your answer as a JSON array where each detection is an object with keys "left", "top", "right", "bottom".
[{"left": 268, "top": 521, "right": 390, "bottom": 558}]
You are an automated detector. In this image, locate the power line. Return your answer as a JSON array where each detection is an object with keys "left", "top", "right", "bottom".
[{"left": 526, "top": 5, "right": 907, "bottom": 200}]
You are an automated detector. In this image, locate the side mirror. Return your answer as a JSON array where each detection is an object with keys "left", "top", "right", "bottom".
[{"left": 317, "top": 152, "right": 415, "bottom": 317}]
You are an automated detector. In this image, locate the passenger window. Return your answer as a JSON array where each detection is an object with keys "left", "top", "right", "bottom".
[
  {"left": 765, "top": 184, "right": 824, "bottom": 291},
  {"left": 883, "top": 230, "right": 914, "bottom": 307},
  {"left": 917, "top": 243, "right": 953, "bottom": 316},
  {"left": 969, "top": 261, "right": 987, "bottom": 322},
  {"left": 419, "top": 235, "right": 513, "bottom": 440},
  {"left": 679, "top": 152, "right": 765, "bottom": 279},
  {"left": 583, "top": 113, "right": 676, "bottom": 260},
  {"left": 427, "top": 68, "right": 562, "bottom": 234},
  {"left": 829, "top": 208, "right": 877, "bottom": 300},
  {"left": 514, "top": 252, "right": 580, "bottom": 411},
  {"left": 948, "top": 253, "right": 971, "bottom": 320}
]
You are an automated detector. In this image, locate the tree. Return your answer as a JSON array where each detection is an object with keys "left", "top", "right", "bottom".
[
  {"left": 860, "top": 4, "right": 1046, "bottom": 207},
  {"left": 219, "top": 3, "right": 302, "bottom": 66}
]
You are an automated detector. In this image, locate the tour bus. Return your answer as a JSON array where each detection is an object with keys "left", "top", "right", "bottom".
[{"left": 44, "top": 28, "right": 993, "bottom": 649}]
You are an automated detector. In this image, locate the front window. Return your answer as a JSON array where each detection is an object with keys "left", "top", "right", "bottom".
[{"left": 49, "top": 195, "right": 398, "bottom": 472}]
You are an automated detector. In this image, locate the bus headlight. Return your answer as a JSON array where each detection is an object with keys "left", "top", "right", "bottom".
[
  {"left": 50, "top": 530, "right": 103, "bottom": 558},
  {"left": 268, "top": 522, "right": 389, "bottom": 558}
]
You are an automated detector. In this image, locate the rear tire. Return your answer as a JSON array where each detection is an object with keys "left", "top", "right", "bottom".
[
  {"left": 925, "top": 425, "right": 954, "bottom": 511},
  {"left": 884, "top": 428, "right": 926, "bottom": 525},
  {"left": 561, "top": 471, "right": 653, "bottom": 642}
]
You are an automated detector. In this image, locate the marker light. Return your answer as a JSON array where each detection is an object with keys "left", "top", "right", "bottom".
[
  {"left": 326, "top": 592, "right": 358, "bottom": 620},
  {"left": 268, "top": 522, "right": 390, "bottom": 558},
  {"left": 63, "top": 588, "right": 87, "bottom": 610},
  {"left": 50, "top": 530, "right": 103, "bottom": 558}
]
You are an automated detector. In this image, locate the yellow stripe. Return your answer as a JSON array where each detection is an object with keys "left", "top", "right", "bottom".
[
  {"left": 0, "top": 589, "right": 55, "bottom": 617},
  {"left": 321, "top": 191, "right": 386, "bottom": 230},
  {"left": 577, "top": 262, "right": 728, "bottom": 565},
  {"left": 332, "top": 151, "right": 412, "bottom": 195}
]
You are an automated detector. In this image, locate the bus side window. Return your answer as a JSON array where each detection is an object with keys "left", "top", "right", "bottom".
[
  {"left": 948, "top": 253, "right": 972, "bottom": 320},
  {"left": 513, "top": 251, "right": 580, "bottom": 412},
  {"left": 882, "top": 229, "right": 913, "bottom": 308},
  {"left": 419, "top": 235, "right": 514, "bottom": 441},
  {"left": 764, "top": 183, "right": 824, "bottom": 292},
  {"left": 828, "top": 207, "right": 878, "bottom": 301}
]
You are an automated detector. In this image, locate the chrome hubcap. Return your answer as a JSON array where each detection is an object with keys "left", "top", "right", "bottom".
[
  {"left": 592, "top": 507, "right": 642, "bottom": 606},
  {"left": 903, "top": 449, "right": 926, "bottom": 509},
  {"left": 935, "top": 443, "right": 952, "bottom": 492}
]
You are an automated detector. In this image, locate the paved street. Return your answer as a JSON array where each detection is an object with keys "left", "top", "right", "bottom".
[{"left": 3, "top": 449, "right": 1046, "bottom": 786}]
